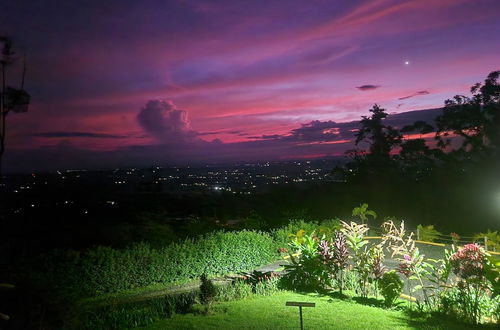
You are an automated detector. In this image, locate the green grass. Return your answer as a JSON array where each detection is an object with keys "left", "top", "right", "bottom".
[{"left": 138, "top": 291, "right": 484, "bottom": 330}]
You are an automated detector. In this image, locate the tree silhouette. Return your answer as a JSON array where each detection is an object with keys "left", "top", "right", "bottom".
[
  {"left": 0, "top": 36, "right": 30, "bottom": 179},
  {"left": 355, "top": 104, "right": 402, "bottom": 161},
  {"left": 435, "top": 70, "right": 500, "bottom": 156}
]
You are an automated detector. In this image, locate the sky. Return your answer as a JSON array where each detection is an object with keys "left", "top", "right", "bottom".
[{"left": 1, "top": 0, "right": 499, "bottom": 172}]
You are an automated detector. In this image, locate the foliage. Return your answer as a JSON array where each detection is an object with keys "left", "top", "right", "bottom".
[
  {"left": 380, "top": 220, "right": 430, "bottom": 307},
  {"left": 35, "top": 230, "right": 277, "bottom": 299},
  {"left": 340, "top": 221, "right": 369, "bottom": 252},
  {"left": 417, "top": 224, "right": 442, "bottom": 242},
  {"left": 77, "top": 291, "right": 198, "bottom": 330},
  {"left": 354, "top": 104, "right": 403, "bottom": 161},
  {"left": 474, "top": 230, "right": 500, "bottom": 252},
  {"left": 439, "top": 287, "right": 499, "bottom": 325},
  {"left": 242, "top": 270, "right": 282, "bottom": 296},
  {"left": 352, "top": 203, "right": 377, "bottom": 224},
  {"left": 378, "top": 271, "right": 403, "bottom": 307},
  {"left": 484, "top": 256, "right": 500, "bottom": 297},
  {"left": 272, "top": 219, "right": 322, "bottom": 249},
  {"left": 331, "top": 231, "right": 349, "bottom": 294},
  {"left": 340, "top": 220, "right": 372, "bottom": 297},
  {"left": 436, "top": 70, "right": 500, "bottom": 153},
  {"left": 215, "top": 280, "right": 253, "bottom": 302},
  {"left": 283, "top": 231, "right": 330, "bottom": 291},
  {"left": 426, "top": 248, "right": 453, "bottom": 309},
  {"left": 448, "top": 244, "right": 490, "bottom": 324},
  {"left": 199, "top": 274, "right": 217, "bottom": 308},
  {"left": 370, "top": 246, "right": 386, "bottom": 298}
]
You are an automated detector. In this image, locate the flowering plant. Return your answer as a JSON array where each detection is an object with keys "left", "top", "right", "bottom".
[
  {"left": 447, "top": 243, "right": 490, "bottom": 324},
  {"left": 450, "top": 243, "right": 486, "bottom": 279}
]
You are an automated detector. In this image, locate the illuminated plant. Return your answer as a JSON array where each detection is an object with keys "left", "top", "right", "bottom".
[
  {"left": 332, "top": 231, "right": 349, "bottom": 294},
  {"left": 417, "top": 224, "right": 442, "bottom": 242},
  {"left": 474, "top": 230, "right": 500, "bottom": 252},
  {"left": 352, "top": 203, "right": 377, "bottom": 224},
  {"left": 340, "top": 221, "right": 369, "bottom": 252},
  {"left": 370, "top": 246, "right": 386, "bottom": 299},
  {"left": 341, "top": 221, "right": 372, "bottom": 297},
  {"left": 380, "top": 220, "right": 430, "bottom": 308},
  {"left": 284, "top": 231, "right": 329, "bottom": 291},
  {"left": 426, "top": 248, "right": 453, "bottom": 309},
  {"left": 449, "top": 244, "right": 490, "bottom": 324},
  {"left": 379, "top": 271, "right": 403, "bottom": 307}
]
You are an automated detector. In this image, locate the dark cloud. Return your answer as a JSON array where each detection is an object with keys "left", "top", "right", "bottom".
[
  {"left": 398, "top": 90, "right": 430, "bottom": 100},
  {"left": 137, "top": 99, "right": 199, "bottom": 144},
  {"left": 197, "top": 130, "right": 243, "bottom": 136},
  {"left": 32, "top": 131, "right": 128, "bottom": 139},
  {"left": 356, "top": 85, "right": 381, "bottom": 91}
]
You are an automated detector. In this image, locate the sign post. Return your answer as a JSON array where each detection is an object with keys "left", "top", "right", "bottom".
[{"left": 285, "top": 301, "right": 315, "bottom": 330}]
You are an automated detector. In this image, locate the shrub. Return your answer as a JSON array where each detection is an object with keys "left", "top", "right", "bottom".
[
  {"left": 379, "top": 271, "right": 403, "bottom": 307},
  {"left": 440, "top": 287, "right": 498, "bottom": 325},
  {"left": 216, "top": 280, "right": 253, "bottom": 302},
  {"left": 35, "top": 230, "right": 278, "bottom": 299},
  {"left": 199, "top": 274, "right": 217, "bottom": 307},
  {"left": 76, "top": 291, "right": 198, "bottom": 330},
  {"left": 283, "top": 231, "right": 330, "bottom": 291},
  {"left": 448, "top": 244, "right": 490, "bottom": 324},
  {"left": 272, "top": 220, "right": 322, "bottom": 249}
]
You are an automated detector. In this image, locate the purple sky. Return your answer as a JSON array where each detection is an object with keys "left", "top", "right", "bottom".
[{"left": 1, "top": 0, "right": 499, "bottom": 172}]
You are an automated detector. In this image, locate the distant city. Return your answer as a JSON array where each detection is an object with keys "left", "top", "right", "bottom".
[{"left": 1, "top": 158, "right": 344, "bottom": 218}]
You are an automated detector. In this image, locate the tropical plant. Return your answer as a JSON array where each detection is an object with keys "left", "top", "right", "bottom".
[
  {"left": 449, "top": 244, "right": 490, "bottom": 324},
  {"left": 379, "top": 271, "right": 403, "bottom": 307},
  {"left": 474, "top": 230, "right": 500, "bottom": 252},
  {"left": 331, "top": 231, "right": 349, "bottom": 294},
  {"left": 340, "top": 220, "right": 373, "bottom": 297},
  {"left": 283, "top": 231, "right": 329, "bottom": 291},
  {"left": 340, "top": 221, "right": 369, "bottom": 252},
  {"left": 380, "top": 220, "right": 430, "bottom": 308},
  {"left": 425, "top": 248, "right": 453, "bottom": 310},
  {"left": 417, "top": 224, "right": 442, "bottom": 242},
  {"left": 352, "top": 203, "right": 377, "bottom": 224},
  {"left": 370, "top": 246, "right": 386, "bottom": 299},
  {"left": 355, "top": 246, "right": 374, "bottom": 298}
]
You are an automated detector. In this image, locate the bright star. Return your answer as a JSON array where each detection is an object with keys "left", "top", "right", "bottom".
[{"left": 404, "top": 60, "right": 410, "bottom": 65}]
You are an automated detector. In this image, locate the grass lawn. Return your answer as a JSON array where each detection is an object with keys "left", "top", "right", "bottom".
[{"left": 139, "top": 291, "right": 485, "bottom": 330}]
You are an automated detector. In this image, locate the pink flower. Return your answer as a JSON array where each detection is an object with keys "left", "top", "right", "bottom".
[{"left": 450, "top": 244, "right": 486, "bottom": 279}]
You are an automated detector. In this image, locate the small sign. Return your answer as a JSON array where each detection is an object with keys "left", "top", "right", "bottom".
[
  {"left": 286, "top": 301, "right": 315, "bottom": 307},
  {"left": 286, "top": 301, "right": 315, "bottom": 330}
]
